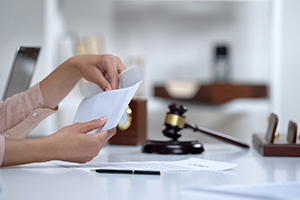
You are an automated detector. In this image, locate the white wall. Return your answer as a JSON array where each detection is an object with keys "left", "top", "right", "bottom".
[
  {"left": 0, "top": 0, "right": 274, "bottom": 138},
  {"left": 0, "top": 0, "right": 44, "bottom": 95},
  {"left": 275, "top": 0, "right": 300, "bottom": 131},
  {"left": 62, "top": 1, "right": 271, "bottom": 97}
]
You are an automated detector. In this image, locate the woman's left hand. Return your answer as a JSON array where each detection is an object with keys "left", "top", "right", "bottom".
[
  {"left": 40, "top": 54, "right": 127, "bottom": 109},
  {"left": 71, "top": 54, "right": 127, "bottom": 91}
]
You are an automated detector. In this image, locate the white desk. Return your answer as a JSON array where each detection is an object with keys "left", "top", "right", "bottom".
[{"left": 0, "top": 144, "right": 300, "bottom": 200}]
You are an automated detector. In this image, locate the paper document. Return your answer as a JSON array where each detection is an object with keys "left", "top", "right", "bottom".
[
  {"left": 59, "top": 157, "right": 238, "bottom": 173},
  {"left": 73, "top": 67, "right": 142, "bottom": 132}
]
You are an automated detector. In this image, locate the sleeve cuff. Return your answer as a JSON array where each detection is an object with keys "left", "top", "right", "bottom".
[
  {"left": 3, "top": 107, "right": 57, "bottom": 139},
  {"left": 1, "top": 82, "right": 58, "bottom": 139}
]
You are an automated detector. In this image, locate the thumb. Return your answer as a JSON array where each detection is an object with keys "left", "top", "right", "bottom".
[{"left": 79, "top": 116, "right": 108, "bottom": 133}]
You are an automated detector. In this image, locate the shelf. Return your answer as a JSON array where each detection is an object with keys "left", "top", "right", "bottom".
[{"left": 154, "top": 83, "right": 268, "bottom": 105}]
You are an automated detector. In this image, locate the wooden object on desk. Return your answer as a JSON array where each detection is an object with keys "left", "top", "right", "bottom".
[
  {"left": 252, "top": 134, "right": 300, "bottom": 157},
  {"left": 252, "top": 113, "right": 300, "bottom": 157},
  {"left": 110, "top": 99, "right": 147, "bottom": 146},
  {"left": 154, "top": 83, "right": 268, "bottom": 105}
]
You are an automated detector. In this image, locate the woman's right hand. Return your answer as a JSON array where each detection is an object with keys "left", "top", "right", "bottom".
[
  {"left": 2, "top": 116, "right": 115, "bottom": 167},
  {"left": 46, "top": 116, "right": 116, "bottom": 163}
]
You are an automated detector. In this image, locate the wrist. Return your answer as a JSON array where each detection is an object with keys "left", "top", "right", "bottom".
[
  {"left": 34, "top": 137, "right": 54, "bottom": 162},
  {"left": 67, "top": 56, "right": 83, "bottom": 81},
  {"left": 38, "top": 135, "right": 60, "bottom": 162}
]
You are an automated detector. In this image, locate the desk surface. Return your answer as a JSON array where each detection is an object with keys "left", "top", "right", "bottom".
[{"left": 0, "top": 144, "right": 300, "bottom": 200}]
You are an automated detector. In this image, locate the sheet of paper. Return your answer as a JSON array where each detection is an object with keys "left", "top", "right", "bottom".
[
  {"left": 72, "top": 67, "right": 142, "bottom": 132},
  {"left": 58, "top": 157, "right": 238, "bottom": 173}
]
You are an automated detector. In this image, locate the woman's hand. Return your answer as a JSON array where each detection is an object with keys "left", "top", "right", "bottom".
[
  {"left": 71, "top": 54, "right": 127, "bottom": 91},
  {"left": 40, "top": 54, "right": 127, "bottom": 110},
  {"left": 2, "top": 116, "right": 116, "bottom": 166},
  {"left": 46, "top": 116, "right": 116, "bottom": 163}
]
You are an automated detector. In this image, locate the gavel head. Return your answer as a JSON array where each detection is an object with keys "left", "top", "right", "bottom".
[{"left": 162, "top": 102, "right": 187, "bottom": 140}]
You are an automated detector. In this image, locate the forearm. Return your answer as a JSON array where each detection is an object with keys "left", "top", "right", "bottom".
[
  {"left": 39, "top": 54, "right": 126, "bottom": 109},
  {"left": 40, "top": 57, "right": 81, "bottom": 109},
  {"left": 1, "top": 117, "right": 114, "bottom": 167},
  {"left": 2, "top": 137, "right": 53, "bottom": 167}
]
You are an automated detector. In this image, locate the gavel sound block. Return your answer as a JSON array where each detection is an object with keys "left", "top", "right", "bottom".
[
  {"left": 252, "top": 113, "right": 300, "bottom": 157},
  {"left": 142, "top": 102, "right": 249, "bottom": 155}
]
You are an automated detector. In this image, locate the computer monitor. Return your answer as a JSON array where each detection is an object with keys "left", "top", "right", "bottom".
[{"left": 2, "top": 46, "right": 40, "bottom": 100}]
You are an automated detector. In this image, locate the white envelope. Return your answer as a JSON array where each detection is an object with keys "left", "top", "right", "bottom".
[{"left": 72, "top": 66, "right": 143, "bottom": 132}]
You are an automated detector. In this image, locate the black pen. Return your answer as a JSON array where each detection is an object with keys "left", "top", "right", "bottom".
[{"left": 91, "top": 169, "right": 161, "bottom": 175}]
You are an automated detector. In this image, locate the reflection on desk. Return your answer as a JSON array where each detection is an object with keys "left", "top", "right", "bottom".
[
  {"left": 0, "top": 144, "right": 299, "bottom": 200},
  {"left": 181, "top": 181, "right": 300, "bottom": 200}
]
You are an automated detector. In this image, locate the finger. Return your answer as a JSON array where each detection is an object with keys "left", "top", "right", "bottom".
[
  {"left": 106, "top": 56, "right": 127, "bottom": 90},
  {"left": 115, "top": 56, "right": 127, "bottom": 73},
  {"left": 106, "top": 127, "right": 117, "bottom": 138},
  {"left": 78, "top": 116, "right": 108, "bottom": 133},
  {"left": 109, "top": 75, "right": 119, "bottom": 90},
  {"left": 95, "top": 127, "right": 116, "bottom": 140},
  {"left": 91, "top": 70, "right": 112, "bottom": 91},
  {"left": 107, "top": 62, "right": 119, "bottom": 90},
  {"left": 96, "top": 54, "right": 116, "bottom": 90}
]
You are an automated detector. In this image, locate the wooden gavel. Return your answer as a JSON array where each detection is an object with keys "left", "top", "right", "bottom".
[{"left": 162, "top": 102, "right": 249, "bottom": 149}]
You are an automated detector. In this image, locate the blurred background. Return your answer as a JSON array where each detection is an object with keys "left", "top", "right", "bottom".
[{"left": 0, "top": 0, "right": 299, "bottom": 145}]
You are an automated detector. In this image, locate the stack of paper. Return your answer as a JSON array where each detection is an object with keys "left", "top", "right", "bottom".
[{"left": 58, "top": 157, "right": 238, "bottom": 173}]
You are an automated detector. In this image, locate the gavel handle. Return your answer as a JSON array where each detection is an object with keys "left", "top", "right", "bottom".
[{"left": 184, "top": 122, "right": 250, "bottom": 149}]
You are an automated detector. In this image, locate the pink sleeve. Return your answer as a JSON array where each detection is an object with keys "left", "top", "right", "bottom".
[
  {"left": 0, "top": 135, "right": 4, "bottom": 166},
  {"left": 0, "top": 83, "right": 57, "bottom": 166}
]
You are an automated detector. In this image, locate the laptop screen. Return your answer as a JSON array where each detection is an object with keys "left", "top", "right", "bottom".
[{"left": 2, "top": 46, "right": 40, "bottom": 100}]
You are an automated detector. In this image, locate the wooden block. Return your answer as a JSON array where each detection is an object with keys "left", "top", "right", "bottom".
[
  {"left": 252, "top": 134, "right": 300, "bottom": 157},
  {"left": 287, "top": 121, "right": 297, "bottom": 143},
  {"left": 265, "top": 113, "right": 278, "bottom": 143},
  {"left": 109, "top": 99, "right": 147, "bottom": 146}
]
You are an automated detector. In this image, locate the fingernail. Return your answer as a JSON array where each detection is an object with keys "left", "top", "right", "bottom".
[
  {"left": 100, "top": 116, "right": 108, "bottom": 121},
  {"left": 105, "top": 87, "right": 111, "bottom": 91}
]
